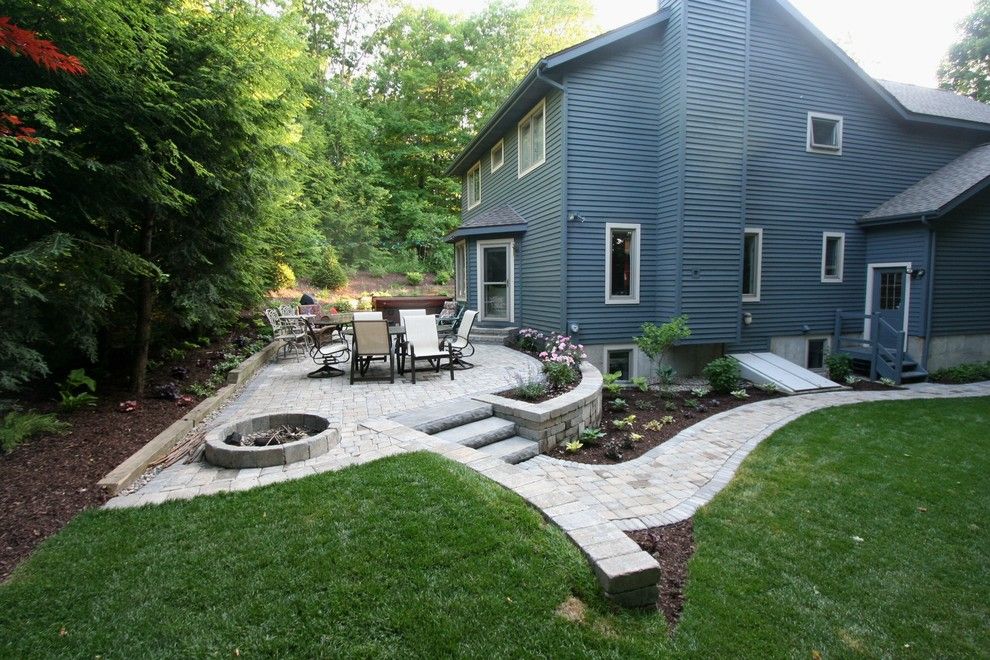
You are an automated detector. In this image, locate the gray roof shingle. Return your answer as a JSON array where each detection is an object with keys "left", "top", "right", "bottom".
[
  {"left": 459, "top": 205, "right": 527, "bottom": 229},
  {"left": 862, "top": 143, "right": 990, "bottom": 222},
  {"left": 878, "top": 80, "right": 990, "bottom": 126}
]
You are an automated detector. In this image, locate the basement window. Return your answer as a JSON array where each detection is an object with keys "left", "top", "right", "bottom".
[
  {"left": 807, "top": 112, "right": 843, "bottom": 154},
  {"left": 807, "top": 338, "right": 828, "bottom": 370}
]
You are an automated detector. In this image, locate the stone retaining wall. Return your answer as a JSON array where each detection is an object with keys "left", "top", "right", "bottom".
[{"left": 474, "top": 361, "right": 602, "bottom": 452}]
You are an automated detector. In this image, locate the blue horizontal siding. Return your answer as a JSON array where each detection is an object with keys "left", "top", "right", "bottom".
[
  {"left": 933, "top": 191, "right": 990, "bottom": 335},
  {"left": 864, "top": 225, "right": 929, "bottom": 336}
]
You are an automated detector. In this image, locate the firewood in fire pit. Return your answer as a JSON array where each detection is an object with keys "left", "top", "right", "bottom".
[{"left": 224, "top": 425, "right": 313, "bottom": 447}]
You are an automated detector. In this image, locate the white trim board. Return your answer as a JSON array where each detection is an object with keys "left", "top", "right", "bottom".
[{"left": 864, "top": 262, "right": 911, "bottom": 349}]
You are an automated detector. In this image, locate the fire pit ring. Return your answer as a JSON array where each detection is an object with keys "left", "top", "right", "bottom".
[{"left": 204, "top": 413, "right": 338, "bottom": 469}]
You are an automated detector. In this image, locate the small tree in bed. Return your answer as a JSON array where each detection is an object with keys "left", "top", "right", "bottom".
[{"left": 634, "top": 315, "right": 691, "bottom": 395}]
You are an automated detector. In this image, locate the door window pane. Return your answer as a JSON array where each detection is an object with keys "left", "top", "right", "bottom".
[
  {"left": 879, "top": 272, "right": 903, "bottom": 310},
  {"left": 484, "top": 285, "right": 508, "bottom": 318},
  {"left": 607, "top": 349, "right": 632, "bottom": 381},
  {"left": 610, "top": 229, "right": 633, "bottom": 297}
]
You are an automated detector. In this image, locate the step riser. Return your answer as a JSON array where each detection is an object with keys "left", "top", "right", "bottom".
[
  {"left": 432, "top": 417, "right": 517, "bottom": 449},
  {"left": 415, "top": 408, "right": 492, "bottom": 434},
  {"left": 478, "top": 435, "right": 540, "bottom": 464},
  {"left": 391, "top": 399, "right": 493, "bottom": 434}
]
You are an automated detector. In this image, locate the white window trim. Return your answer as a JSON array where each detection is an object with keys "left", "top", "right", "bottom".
[
  {"left": 476, "top": 239, "right": 514, "bottom": 323},
  {"left": 466, "top": 161, "right": 481, "bottom": 210},
  {"left": 805, "top": 336, "right": 830, "bottom": 371},
  {"left": 454, "top": 240, "right": 467, "bottom": 301},
  {"left": 517, "top": 98, "right": 547, "bottom": 179},
  {"left": 807, "top": 112, "right": 843, "bottom": 155},
  {"left": 490, "top": 139, "right": 504, "bottom": 172},
  {"left": 742, "top": 228, "right": 763, "bottom": 303},
  {"left": 821, "top": 232, "right": 845, "bottom": 283},
  {"left": 603, "top": 345, "right": 638, "bottom": 383},
  {"left": 604, "top": 222, "right": 641, "bottom": 305},
  {"left": 863, "top": 262, "right": 911, "bottom": 350}
]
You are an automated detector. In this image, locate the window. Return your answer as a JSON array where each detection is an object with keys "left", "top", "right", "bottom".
[
  {"left": 454, "top": 241, "right": 467, "bottom": 301},
  {"left": 821, "top": 232, "right": 845, "bottom": 282},
  {"left": 742, "top": 228, "right": 763, "bottom": 302},
  {"left": 807, "top": 112, "right": 843, "bottom": 154},
  {"left": 466, "top": 161, "right": 481, "bottom": 209},
  {"left": 807, "top": 338, "right": 827, "bottom": 370},
  {"left": 605, "top": 347, "right": 635, "bottom": 382},
  {"left": 605, "top": 223, "right": 640, "bottom": 304},
  {"left": 517, "top": 99, "right": 546, "bottom": 177},
  {"left": 491, "top": 139, "right": 504, "bottom": 172},
  {"left": 879, "top": 271, "right": 904, "bottom": 310}
]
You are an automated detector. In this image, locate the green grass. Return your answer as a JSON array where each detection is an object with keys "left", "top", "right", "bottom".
[{"left": 1, "top": 398, "right": 987, "bottom": 657}]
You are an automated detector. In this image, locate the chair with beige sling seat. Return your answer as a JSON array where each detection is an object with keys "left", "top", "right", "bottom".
[
  {"left": 350, "top": 319, "right": 395, "bottom": 383},
  {"left": 402, "top": 315, "right": 454, "bottom": 384}
]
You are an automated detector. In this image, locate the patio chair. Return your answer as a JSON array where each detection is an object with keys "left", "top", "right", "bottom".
[
  {"left": 351, "top": 319, "right": 395, "bottom": 384},
  {"left": 298, "top": 303, "right": 322, "bottom": 317},
  {"left": 278, "top": 304, "right": 296, "bottom": 317},
  {"left": 353, "top": 311, "right": 383, "bottom": 321},
  {"left": 443, "top": 309, "right": 477, "bottom": 369},
  {"left": 303, "top": 319, "right": 350, "bottom": 378},
  {"left": 398, "top": 309, "right": 427, "bottom": 327},
  {"left": 403, "top": 315, "right": 454, "bottom": 384},
  {"left": 265, "top": 308, "right": 308, "bottom": 360},
  {"left": 435, "top": 301, "right": 463, "bottom": 337}
]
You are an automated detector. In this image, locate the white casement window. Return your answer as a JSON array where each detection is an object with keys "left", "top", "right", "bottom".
[
  {"left": 466, "top": 162, "right": 481, "bottom": 209},
  {"left": 454, "top": 240, "right": 467, "bottom": 301},
  {"left": 605, "top": 223, "right": 640, "bottom": 304},
  {"left": 491, "top": 139, "right": 504, "bottom": 172},
  {"left": 821, "top": 232, "right": 845, "bottom": 282},
  {"left": 517, "top": 99, "right": 546, "bottom": 178},
  {"left": 807, "top": 112, "right": 843, "bottom": 154},
  {"left": 742, "top": 228, "right": 763, "bottom": 302},
  {"left": 604, "top": 345, "right": 637, "bottom": 382}
]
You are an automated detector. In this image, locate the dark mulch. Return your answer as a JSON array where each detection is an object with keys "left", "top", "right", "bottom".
[
  {"left": 0, "top": 321, "right": 266, "bottom": 582},
  {"left": 849, "top": 379, "right": 903, "bottom": 391},
  {"left": 496, "top": 373, "right": 582, "bottom": 404},
  {"left": 551, "top": 385, "right": 784, "bottom": 465},
  {"left": 628, "top": 519, "right": 696, "bottom": 627}
]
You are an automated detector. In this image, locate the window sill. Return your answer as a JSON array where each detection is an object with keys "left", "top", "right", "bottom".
[
  {"left": 517, "top": 158, "right": 546, "bottom": 179},
  {"left": 605, "top": 297, "right": 640, "bottom": 305}
]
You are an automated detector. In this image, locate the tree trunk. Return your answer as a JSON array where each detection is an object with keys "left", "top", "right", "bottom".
[{"left": 132, "top": 207, "right": 155, "bottom": 396}]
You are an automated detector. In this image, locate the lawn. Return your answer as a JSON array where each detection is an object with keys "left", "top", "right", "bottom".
[{"left": 1, "top": 397, "right": 987, "bottom": 657}]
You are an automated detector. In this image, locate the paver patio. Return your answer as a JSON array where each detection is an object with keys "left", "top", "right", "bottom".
[{"left": 106, "top": 350, "right": 990, "bottom": 537}]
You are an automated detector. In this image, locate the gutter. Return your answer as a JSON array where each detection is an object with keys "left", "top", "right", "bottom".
[
  {"left": 923, "top": 217, "right": 936, "bottom": 370},
  {"left": 536, "top": 65, "right": 569, "bottom": 333}
]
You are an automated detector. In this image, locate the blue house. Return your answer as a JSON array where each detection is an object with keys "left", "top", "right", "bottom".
[{"left": 445, "top": 0, "right": 990, "bottom": 383}]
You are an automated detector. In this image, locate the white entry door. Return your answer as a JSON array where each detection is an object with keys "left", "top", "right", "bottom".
[{"left": 477, "top": 239, "right": 513, "bottom": 322}]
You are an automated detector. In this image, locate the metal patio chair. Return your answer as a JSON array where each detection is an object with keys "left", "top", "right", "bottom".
[
  {"left": 350, "top": 319, "right": 395, "bottom": 383},
  {"left": 403, "top": 315, "right": 454, "bottom": 384}
]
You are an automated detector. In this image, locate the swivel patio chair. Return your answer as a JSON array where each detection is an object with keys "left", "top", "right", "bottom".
[
  {"left": 403, "top": 315, "right": 454, "bottom": 384},
  {"left": 353, "top": 311, "right": 383, "bottom": 321},
  {"left": 350, "top": 319, "right": 395, "bottom": 383},
  {"left": 443, "top": 309, "right": 477, "bottom": 369},
  {"left": 398, "top": 309, "right": 427, "bottom": 327},
  {"left": 303, "top": 319, "right": 350, "bottom": 378}
]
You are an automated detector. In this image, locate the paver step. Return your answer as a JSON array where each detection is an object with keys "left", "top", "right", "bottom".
[
  {"left": 433, "top": 416, "right": 517, "bottom": 448},
  {"left": 471, "top": 326, "right": 517, "bottom": 344},
  {"left": 390, "top": 397, "right": 493, "bottom": 434},
  {"left": 901, "top": 369, "right": 929, "bottom": 383},
  {"left": 478, "top": 435, "right": 539, "bottom": 464}
]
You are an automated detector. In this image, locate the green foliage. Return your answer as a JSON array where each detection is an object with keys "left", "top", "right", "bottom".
[
  {"left": 58, "top": 368, "right": 98, "bottom": 412},
  {"left": 755, "top": 382, "right": 779, "bottom": 394},
  {"left": 274, "top": 263, "right": 298, "bottom": 291},
  {"left": 730, "top": 389, "right": 749, "bottom": 400},
  {"left": 578, "top": 427, "right": 605, "bottom": 445},
  {"left": 514, "top": 381, "right": 546, "bottom": 401},
  {"left": 564, "top": 439, "right": 583, "bottom": 453},
  {"left": 434, "top": 270, "right": 452, "bottom": 285},
  {"left": 929, "top": 361, "right": 990, "bottom": 384},
  {"left": 612, "top": 414, "right": 636, "bottom": 431},
  {"left": 938, "top": 0, "right": 990, "bottom": 101},
  {"left": 631, "top": 376, "right": 649, "bottom": 392},
  {"left": 602, "top": 371, "right": 622, "bottom": 396},
  {"left": 309, "top": 246, "right": 348, "bottom": 291},
  {"left": 634, "top": 315, "right": 691, "bottom": 381},
  {"left": 542, "top": 360, "right": 576, "bottom": 389},
  {"left": 703, "top": 357, "right": 741, "bottom": 395},
  {"left": 824, "top": 353, "right": 853, "bottom": 383},
  {"left": 608, "top": 398, "right": 628, "bottom": 411},
  {"left": 1, "top": 410, "right": 70, "bottom": 454},
  {"left": 405, "top": 271, "right": 424, "bottom": 286}
]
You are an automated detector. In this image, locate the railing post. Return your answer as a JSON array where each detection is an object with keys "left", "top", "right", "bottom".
[
  {"left": 869, "top": 314, "right": 879, "bottom": 381},
  {"left": 894, "top": 331, "right": 905, "bottom": 384}
]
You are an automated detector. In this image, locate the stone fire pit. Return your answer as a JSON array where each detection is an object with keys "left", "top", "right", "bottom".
[{"left": 204, "top": 413, "right": 338, "bottom": 469}]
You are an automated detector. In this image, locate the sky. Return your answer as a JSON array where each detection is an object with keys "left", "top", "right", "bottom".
[{"left": 410, "top": 0, "right": 977, "bottom": 88}]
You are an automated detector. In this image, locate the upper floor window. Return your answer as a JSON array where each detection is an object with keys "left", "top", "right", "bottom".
[
  {"left": 821, "top": 232, "right": 845, "bottom": 282},
  {"left": 454, "top": 241, "right": 467, "bottom": 300},
  {"left": 518, "top": 99, "right": 546, "bottom": 177},
  {"left": 742, "top": 228, "right": 762, "bottom": 302},
  {"left": 605, "top": 223, "right": 640, "bottom": 304},
  {"left": 466, "top": 161, "right": 481, "bottom": 209},
  {"left": 491, "top": 139, "right": 504, "bottom": 172},
  {"left": 807, "top": 112, "right": 843, "bottom": 154}
]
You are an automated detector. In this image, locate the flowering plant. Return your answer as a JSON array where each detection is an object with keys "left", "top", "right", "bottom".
[{"left": 537, "top": 332, "right": 586, "bottom": 367}]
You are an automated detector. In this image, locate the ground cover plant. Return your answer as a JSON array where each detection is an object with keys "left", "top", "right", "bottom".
[
  {"left": 929, "top": 360, "right": 990, "bottom": 383},
  {"left": 1, "top": 398, "right": 988, "bottom": 656}
]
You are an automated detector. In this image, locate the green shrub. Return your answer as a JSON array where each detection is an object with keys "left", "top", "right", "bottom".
[
  {"left": 514, "top": 382, "right": 547, "bottom": 401},
  {"left": 405, "top": 271, "right": 424, "bottom": 286},
  {"left": 368, "top": 263, "right": 389, "bottom": 278},
  {"left": 631, "top": 376, "right": 650, "bottom": 392},
  {"left": 58, "top": 368, "right": 98, "bottom": 412},
  {"left": 1, "top": 411, "right": 70, "bottom": 454},
  {"left": 929, "top": 361, "right": 990, "bottom": 384},
  {"left": 579, "top": 427, "right": 606, "bottom": 446},
  {"left": 634, "top": 315, "right": 691, "bottom": 382},
  {"left": 824, "top": 353, "right": 853, "bottom": 383},
  {"left": 702, "top": 357, "right": 741, "bottom": 394},
  {"left": 434, "top": 270, "right": 453, "bottom": 285},
  {"left": 310, "top": 247, "right": 348, "bottom": 291},
  {"left": 273, "top": 262, "right": 297, "bottom": 290},
  {"left": 602, "top": 371, "right": 622, "bottom": 396},
  {"left": 543, "top": 361, "right": 576, "bottom": 389}
]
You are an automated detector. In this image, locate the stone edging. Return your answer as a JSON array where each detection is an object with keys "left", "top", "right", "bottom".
[
  {"left": 473, "top": 361, "right": 603, "bottom": 452},
  {"left": 96, "top": 340, "right": 281, "bottom": 494},
  {"left": 204, "top": 413, "right": 339, "bottom": 469}
]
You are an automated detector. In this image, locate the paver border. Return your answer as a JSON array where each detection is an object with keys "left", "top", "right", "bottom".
[{"left": 204, "top": 413, "right": 339, "bottom": 469}]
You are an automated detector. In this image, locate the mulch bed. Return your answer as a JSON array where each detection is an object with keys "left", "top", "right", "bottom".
[
  {"left": 551, "top": 385, "right": 784, "bottom": 465},
  {"left": 0, "top": 321, "right": 265, "bottom": 582},
  {"left": 495, "top": 373, "right": 582, "bottom": 404},
  {"left": 627, "top": 519, "right": 695, "bottom": 627},
  {"left": 849, "top": 379, "right": 903, "bottom": 391}
]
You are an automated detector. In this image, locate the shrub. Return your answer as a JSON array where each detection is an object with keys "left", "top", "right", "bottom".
[
  {"left": 602, "top": 371, "right": 622, "bottom": 397},
  {"left": 703, "top": 357, "right": 741, "bottom": 394},
  {"left": 824, "top": 353, "right": 853, "bottom": 383},
  {"left": 543, "top": 360, "right": 576, "bottom": 389},
  {"left": 631, "top": 376, "right": 650, "bottom": 392},
  {"left": 405, "top": 271, "right": 424, "bottom": 286},
  {"left": 634, "top": 315, "right": 691, "bottom": 382},
  {"left": 929, "top": 361, "right": 990, "bottom": 384},
  {"left": 537, "top": 332, "right": 586, "bottom": 367},
  {"left": 58, "top": 369, "right": 98, "bottom": 412},
  {"left": 515, "top": 381, "right": 547, "bottom": 401},
  {"left": 434, "top": 270, "right": 453, "bottom": 285},
  {"left": 1, "top": 411, "right": 70, "bottom": 454},
  {"left": 514, "top": 328, "right": 546, "bottom": 353},
  {"left": 310, "top": 247, "right": 348, "bottom": 291},
  {"left": 273, "top": 262, "right": 296, "bottom": 290}
]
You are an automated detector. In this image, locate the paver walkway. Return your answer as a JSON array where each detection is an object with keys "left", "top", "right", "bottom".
[{"left": 106, "top": 351, "right": 990, "bottom": 533}]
